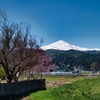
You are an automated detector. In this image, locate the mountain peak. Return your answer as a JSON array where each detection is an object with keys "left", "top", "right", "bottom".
[
  {"left": 51, "top": 40, "right": 69, "bottom": 45},
  {"left": 41, "top": 40, "right": 100, "bottom": 51},
  {"left": 42, "top": 40, "right": 72, "bottom": 50},
  {"left": 56, "top": 40, "right": 66, "bottom": 43}
]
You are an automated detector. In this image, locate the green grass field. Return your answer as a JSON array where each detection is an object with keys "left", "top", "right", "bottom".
[
  {"left": 22, "top": 75, "right": 100, "bottom": 100},
  {"left": 28, "top": 76, "right": 100, "bottom": 100}
]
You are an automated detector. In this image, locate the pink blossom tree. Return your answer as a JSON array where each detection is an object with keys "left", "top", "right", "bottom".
[{"left": 23, "top": 49, "right": 56, "bottom": 80}]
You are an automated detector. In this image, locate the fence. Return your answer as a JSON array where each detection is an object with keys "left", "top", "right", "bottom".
[{"left": 0, "top": 79, "right": 46, "bottom": 99}]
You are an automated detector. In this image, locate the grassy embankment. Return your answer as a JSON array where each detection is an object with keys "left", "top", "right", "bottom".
[
  {"left": 29, "top": 76, "right": 100, "bottom": 100},
  {"left": 22, "top": 75, "right": 100, "bottom": 100}
]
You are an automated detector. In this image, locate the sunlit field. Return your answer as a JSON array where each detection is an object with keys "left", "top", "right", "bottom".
[{"left": 42, "top": 75, "right": 87, "bottom": 88}]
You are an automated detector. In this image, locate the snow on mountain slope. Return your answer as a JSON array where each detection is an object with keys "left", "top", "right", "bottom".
[{"left": 41, "top": 40, "right": 100, "bottom": 51}]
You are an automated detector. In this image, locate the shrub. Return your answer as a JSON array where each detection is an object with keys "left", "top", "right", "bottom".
[{"left": 0, "top": 67, "right": 7, "bottom": 80}]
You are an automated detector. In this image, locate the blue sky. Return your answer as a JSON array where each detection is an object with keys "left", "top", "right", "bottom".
[{"left": 0, "top": 0, "right": 100, "bottom": 48}]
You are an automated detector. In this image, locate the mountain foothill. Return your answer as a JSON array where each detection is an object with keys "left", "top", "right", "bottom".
[{"left": 42, "top": 40, "right": 100, "bottom": 71}]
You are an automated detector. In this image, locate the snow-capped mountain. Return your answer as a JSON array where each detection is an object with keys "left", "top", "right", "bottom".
[{"left": 41, "top": 40, "right": 100, "bottom": 51}]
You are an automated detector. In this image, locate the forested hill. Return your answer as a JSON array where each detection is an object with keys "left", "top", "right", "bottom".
[{"left": 46, "top": 49, "right": 100, "bottom": 71}]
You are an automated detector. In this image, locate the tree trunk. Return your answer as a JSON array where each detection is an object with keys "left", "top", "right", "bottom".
[
  {"left": 4, "top": 67, "right": 13, "bottom": 83},
  {"left": 40, "top": 71, "right": 42, "bottom": 79},
  {"left": 13, "top": 75, "right": 18, "bottom": 82},
  {"left": 7, "top": 74, "right": 13, "bottom": 83},
  {"left": 13, "top": 72, "right": 19, "bottom": 82}
]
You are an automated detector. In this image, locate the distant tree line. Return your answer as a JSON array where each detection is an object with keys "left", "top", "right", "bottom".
[{"left": 46, "top": 50, "right": 100, "bottom": 72}]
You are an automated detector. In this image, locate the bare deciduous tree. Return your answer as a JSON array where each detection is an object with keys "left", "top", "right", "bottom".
[{"left": 0, "top": 11, "right": 44, "bottom": 82}]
